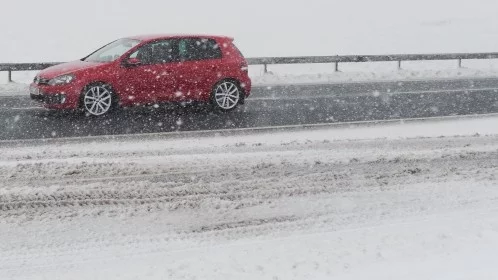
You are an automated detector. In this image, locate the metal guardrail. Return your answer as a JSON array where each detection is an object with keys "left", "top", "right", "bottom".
[
  {"left": 246, "top": 52, "right": 498, "bottom": 73},
  {"left": 2, "top": 52, "right": 498, "bottom": 82},
  {"left": 0, "top": 63, "right": 63, "bottom": 82}
]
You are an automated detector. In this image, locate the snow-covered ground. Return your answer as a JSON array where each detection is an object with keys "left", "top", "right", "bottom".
[
  {"left": 252, "top": 64, "right": 498, "bottom": 86},
  {"left": 1, "top": 115, "right": 497, "bottom": 279}
]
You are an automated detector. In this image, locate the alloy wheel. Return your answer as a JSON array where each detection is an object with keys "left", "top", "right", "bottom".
[
  {"left": 83, "top": 85, "right": 112, "bottom": 116},
  {"left": 214, "top": 81, "right": 240, "bottom": 110}
]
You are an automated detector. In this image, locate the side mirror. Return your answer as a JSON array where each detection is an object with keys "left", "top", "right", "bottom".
[{"left": 125, "top": 58, "right": 142, "bottom": 67}]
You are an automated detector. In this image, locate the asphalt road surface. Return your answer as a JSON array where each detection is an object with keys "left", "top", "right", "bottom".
[{"left": 1, "top": 78, "right": 498, "bottom": 140}]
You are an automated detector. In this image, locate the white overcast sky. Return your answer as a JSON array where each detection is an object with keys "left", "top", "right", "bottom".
[{"left": 1, "top": 0, "right": 498, "bottom": 61}]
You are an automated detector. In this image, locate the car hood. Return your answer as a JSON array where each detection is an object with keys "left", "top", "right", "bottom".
[{"left": 38, "top": 60, "right": 105, "bottom": 79}]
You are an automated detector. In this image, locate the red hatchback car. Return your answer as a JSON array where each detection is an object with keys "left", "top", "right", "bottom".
[{"left": 30, "top": 34, "right": 251, "bottom": 116}]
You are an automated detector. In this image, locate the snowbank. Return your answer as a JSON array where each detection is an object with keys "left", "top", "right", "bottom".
[
  {"left": 251, "top": 66, "right": 498, "bottom": 86},
  {"left": 1, "top": 114, "right": 497, "bottom": 280}
]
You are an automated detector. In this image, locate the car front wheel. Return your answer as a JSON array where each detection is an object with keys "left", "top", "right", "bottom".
[
  {"left": 82, "top": 83, "right": 116, "bottom": 116},
  {"left": 212, "top": 80, "right": 242, "bottom": 111}
]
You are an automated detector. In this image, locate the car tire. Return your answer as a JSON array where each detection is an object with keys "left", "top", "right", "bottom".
[
  {"left": 211, "top": 80, "right": 243, "bottom": 112},
  {"left": 80, "top": 83, "right": 119, "bottom": 116}
]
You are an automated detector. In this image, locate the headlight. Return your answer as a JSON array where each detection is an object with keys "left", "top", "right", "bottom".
[{"left": 48, "top": 74, "right": 75, "bottom": 86}]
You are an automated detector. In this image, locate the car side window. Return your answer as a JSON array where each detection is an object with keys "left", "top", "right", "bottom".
[
  {"left": 179, "top": 38, "right": 222, "bottom": 61},
  {"left": 129, "top": 40, "right": 179, "bottom": 64}
]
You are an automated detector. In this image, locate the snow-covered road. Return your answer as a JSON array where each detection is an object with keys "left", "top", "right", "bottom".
[{"left": 1, "top": 115, "right": 497, "bottom": 279}]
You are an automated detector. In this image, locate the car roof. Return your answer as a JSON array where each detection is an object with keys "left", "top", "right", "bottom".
[{"left": 126, "top": 34, "right": 234, "bottom": 42}]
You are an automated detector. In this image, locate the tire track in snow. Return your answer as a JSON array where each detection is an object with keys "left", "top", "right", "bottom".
[
  {"left": 1, "top": 136, "right": 498, "bottom": 274},
  {"left": 1, "top": 151, "right": 496, "bottom": 216}
]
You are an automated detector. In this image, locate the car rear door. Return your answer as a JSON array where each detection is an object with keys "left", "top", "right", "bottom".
[{"left": 173, "top": 38, "right": 223, "bottom": 101}]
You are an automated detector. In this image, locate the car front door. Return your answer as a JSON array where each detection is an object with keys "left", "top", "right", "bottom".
[{"left": 118, "top": 39, "right": 180, "bottom": 104}]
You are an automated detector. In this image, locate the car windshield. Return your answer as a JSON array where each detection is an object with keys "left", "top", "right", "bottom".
[{"left": 83, "top": 38, "right": 141, "bottom": 62}]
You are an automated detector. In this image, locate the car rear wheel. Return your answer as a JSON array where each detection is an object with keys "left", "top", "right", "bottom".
[
  {"left": 212, "top": 80, "right": 242, "bottom": 111},
  {"left": 82, "top": 83, "right": 116, "bottom": 116}
]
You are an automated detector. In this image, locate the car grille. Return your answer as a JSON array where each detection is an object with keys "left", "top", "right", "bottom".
[{"left": 33, "top": 76, "right": 50, "bottom": 85}]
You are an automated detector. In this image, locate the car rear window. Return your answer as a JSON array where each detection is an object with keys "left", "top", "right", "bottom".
[{"left": 179, "top": 38, "right": 222, "bottom": 61}]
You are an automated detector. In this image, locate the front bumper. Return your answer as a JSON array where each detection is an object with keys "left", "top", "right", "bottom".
[
  {"left": 29, "top": 83, "right": 80, "bottom": 109},
  {"left": 30, "top": 91, "right": 67, "bottom": 104}
]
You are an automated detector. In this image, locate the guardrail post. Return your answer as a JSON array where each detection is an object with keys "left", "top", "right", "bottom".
[
  {"left": 334, "top": 62, "right": 339, "bottom": 72},
  {"left": 458, "top": 59, "right": 462, "bottom": 68},
  {"left": 397, "top": 61, "right": 402, "bottom": 70},
  {"left": 7, "top": 70, "right": 12, "bottom": 83},
  {"left": 263, "top": 64, "right": 268, "bottom": 74}
]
